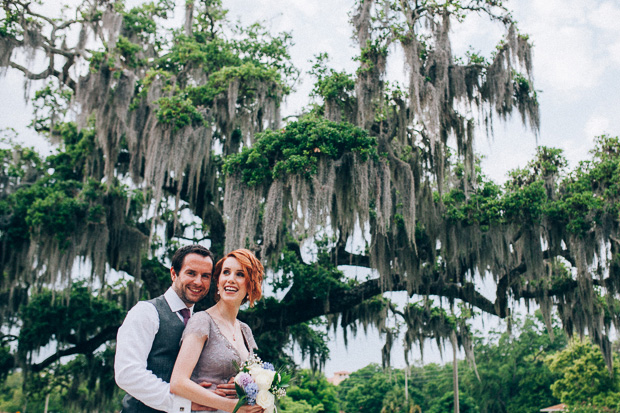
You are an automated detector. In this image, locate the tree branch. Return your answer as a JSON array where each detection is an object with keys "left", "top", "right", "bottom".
[
  {"left": 29, "top": 325, "right": 119, "bottom": 372},
  {"left": 9, "top": 61, "right": 53, "bottom": 80},
  {"left": 243, "top": 273, "right": 501, "bottom": 335}
]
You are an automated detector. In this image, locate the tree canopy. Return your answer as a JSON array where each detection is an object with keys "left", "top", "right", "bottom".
[{"left": 0, "top": 0, "right": 619, "bottom": 409}]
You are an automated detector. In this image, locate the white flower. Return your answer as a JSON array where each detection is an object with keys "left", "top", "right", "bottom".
[
  {"left": 250, "top": 367, "right": 276, "bottom": 391},
  {"left": 244, "top": 354, "right": 262, "bottom": 370},
  {"left": 256, "top": 389, "right": 275, "bottom": 411}
]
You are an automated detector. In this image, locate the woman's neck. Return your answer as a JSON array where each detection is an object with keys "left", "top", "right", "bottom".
[{"left": 215, "top": 301, "right": 238, "bottom": 323}]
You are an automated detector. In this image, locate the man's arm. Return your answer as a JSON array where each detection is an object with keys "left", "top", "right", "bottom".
[{"left": 115, "top": 301, "right": 176, "bottom": 412}]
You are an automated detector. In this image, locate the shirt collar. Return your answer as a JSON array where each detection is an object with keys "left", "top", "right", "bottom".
[{"left": 164, "top": 287, "right": 194, "bottom": 315}]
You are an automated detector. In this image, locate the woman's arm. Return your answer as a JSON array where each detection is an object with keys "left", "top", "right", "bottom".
[{"left": 170, "top": 334, "right": 263, "bottom": 412}]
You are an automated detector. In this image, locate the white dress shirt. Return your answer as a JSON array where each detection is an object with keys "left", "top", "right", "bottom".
[{"left": 115, "top": 287, "right": 193, "bottom": 412}]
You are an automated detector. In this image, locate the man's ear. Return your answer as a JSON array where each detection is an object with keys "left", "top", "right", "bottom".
[{"left": 170, "top": 267, "right": 177, "bottom": 281}]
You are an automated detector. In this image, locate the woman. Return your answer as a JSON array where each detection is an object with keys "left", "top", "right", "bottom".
[{"left": 170, "top": 249, "right": 265, "bottom": 413}]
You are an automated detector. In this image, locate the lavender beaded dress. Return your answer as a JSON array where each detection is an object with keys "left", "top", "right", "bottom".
[{"left": 181, "top": 311, "right": 257, "bottom": 413}]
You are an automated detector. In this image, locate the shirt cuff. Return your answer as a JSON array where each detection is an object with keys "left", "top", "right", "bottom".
[{"left": 170, "top": 394, "right": 192, "bottom": 413}]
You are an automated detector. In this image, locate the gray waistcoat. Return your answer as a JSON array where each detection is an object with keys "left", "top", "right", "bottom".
[{"left": 121, "top": 295, "right": 185, "bottom": 413}]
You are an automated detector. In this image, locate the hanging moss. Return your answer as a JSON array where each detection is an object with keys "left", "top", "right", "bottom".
[{"left": 329, "top": 296, "right": 389, "bottom": 347}]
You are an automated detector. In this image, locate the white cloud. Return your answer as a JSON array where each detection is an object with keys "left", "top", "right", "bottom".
[
  {"left": 479, "top": 120, "right": 538, "bottom": 182},
  {"left": 290, "top": 0, "right": 320, "bottom": 18},
  {"left": 534, "top": 28, "right": 602, "bottom": 95},
  {"left": 450, "top": 14, "right": 505, "bottom": 58},
  {"left": 512, "top": 0, "right": 607, "bottom": 97},
  {"left": 524, "top": 0, "right": 589, "bottom": 26},
  {"left": 584, "top": 114, "right": 611, "bottom": 139},
  {"left": 588, "top": 1, "right": 620, "bottom": 32},
  {"left": 609, "top": 41, "right": 620, "bottom": 65},
  {"left": 588, "top": 2, "right": 620, "bottom": 65}
]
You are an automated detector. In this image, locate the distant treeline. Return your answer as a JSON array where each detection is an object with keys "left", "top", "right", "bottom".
[{"left": 279, "top": 314, "right": 620, "bottom": 413}]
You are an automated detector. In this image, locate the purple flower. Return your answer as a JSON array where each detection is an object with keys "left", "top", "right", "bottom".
[
  {"left": 262, "top": 362, "right": 275, "bottom": 371},
  {"left": 244, "top": 382, "right": 258, "bottom": 405},
  {"left": 236, "top": 372, "right": 254, "bottom": 387}
]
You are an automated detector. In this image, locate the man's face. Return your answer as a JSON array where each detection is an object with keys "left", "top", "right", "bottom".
[{"left": 170, "top": 253, "right": 213, "bottom": 306}]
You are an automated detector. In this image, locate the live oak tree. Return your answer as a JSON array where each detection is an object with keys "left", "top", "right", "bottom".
[
  {"left": 546, "top": 337, "right": 620, "bottom": 410},
  {"left": 1, "top": 0, "right": 619, "bottom": 409}
]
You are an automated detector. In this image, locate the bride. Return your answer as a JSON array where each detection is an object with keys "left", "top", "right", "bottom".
[{"left": 170, "top": 249, "right": 265, "bottom": 413}]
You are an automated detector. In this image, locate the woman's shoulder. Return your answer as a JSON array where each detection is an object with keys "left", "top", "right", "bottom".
[
  {"left": 239, "top": 321, "right": 257, "bottom": 350},
  {"left": 183, "top": 310, "right": 214, "bottom": 338},
  {"left": 192, "top": 309, "right": 214, "bottom": 321},
  {"left": 238, "top": 320, "right": 253, "bottom": 334}
]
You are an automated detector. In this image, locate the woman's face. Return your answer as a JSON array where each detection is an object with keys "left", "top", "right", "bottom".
[{"left": 217, "top": 257, "right": 248, "bottom": 306}]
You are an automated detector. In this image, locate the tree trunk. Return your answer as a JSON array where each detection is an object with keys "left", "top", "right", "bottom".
[
  {"left": 405, "top": 365, "right": 409, "bottom": 402},
  {"left": 184, "top": 1, "right": 194, "bottom": 36},
  {"left": 452, "top": 331, "right": 459, "bottom": 413}
]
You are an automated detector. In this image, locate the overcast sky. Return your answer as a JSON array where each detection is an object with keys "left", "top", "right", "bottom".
[{"left": 1, "top": 0, "right": 619, "bottom": 376}]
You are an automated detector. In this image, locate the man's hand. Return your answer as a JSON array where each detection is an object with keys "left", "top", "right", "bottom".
[
  {"left": 214, "top": 377, "right": 236, "bottom": 399},
  {"left": 190, "top": 382, "right": 217, "bottom": 411}
]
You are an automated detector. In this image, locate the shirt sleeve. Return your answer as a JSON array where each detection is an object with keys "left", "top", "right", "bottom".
[{"left": 114, "top": 301, "right": 175, "bottom": 412}]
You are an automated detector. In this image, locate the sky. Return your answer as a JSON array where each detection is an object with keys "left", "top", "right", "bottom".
[{"left": 1, "top": 0, "right": 620, "bottom": 377}]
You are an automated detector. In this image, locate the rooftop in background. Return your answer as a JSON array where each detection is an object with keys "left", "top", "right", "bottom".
[
  {"left": 541, "top": 403, "right": 567, "bottom": 412},
  {"left": 327, "top": 371, "right": 351, "bottom": 386}
]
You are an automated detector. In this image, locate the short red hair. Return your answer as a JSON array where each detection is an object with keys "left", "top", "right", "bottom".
[{"left": 213, "top": 249, "right": 264, "bottom": 307}]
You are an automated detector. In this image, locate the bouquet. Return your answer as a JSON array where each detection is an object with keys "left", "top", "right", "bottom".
[{"left": 232, "top": 354, "right": 290, "bottom": 413}]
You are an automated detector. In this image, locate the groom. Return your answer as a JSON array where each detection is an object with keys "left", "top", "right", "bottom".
[{"left": 115, "top": 244, "right": 233, "bottom": 412}]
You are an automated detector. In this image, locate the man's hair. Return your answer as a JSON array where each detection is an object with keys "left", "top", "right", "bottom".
[{"left": 171, "top": 244, "right": 214, "bottom": 274}]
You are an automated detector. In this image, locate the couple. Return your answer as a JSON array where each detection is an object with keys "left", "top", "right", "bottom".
[{"left": 115, "top": 245, "right": 265, "bottom": 413}]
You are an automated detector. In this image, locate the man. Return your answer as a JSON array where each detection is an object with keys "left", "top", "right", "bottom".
[{"left": 115, "top": 244, "right": 232, "bottom": 412}]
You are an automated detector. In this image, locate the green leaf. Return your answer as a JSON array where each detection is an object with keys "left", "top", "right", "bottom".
[
  {"left": 234, "top": 381, "right": 245, "bottom": 395},
  {"left": 232, "top": 395, "right": 247, "bottom": 413}
]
